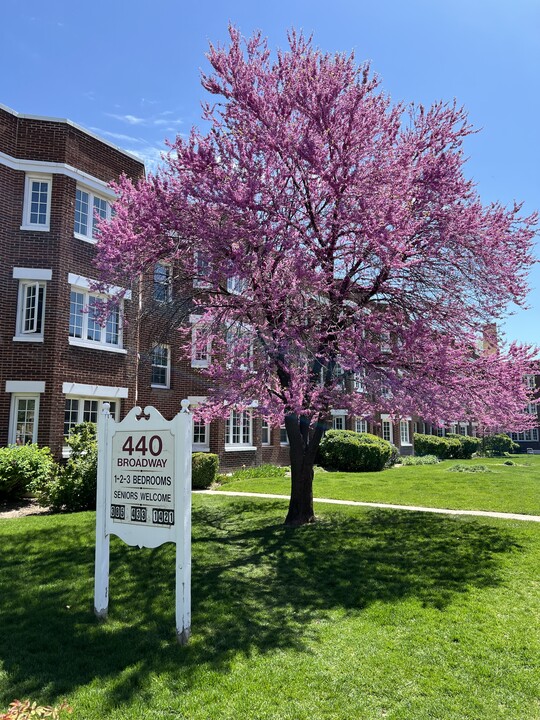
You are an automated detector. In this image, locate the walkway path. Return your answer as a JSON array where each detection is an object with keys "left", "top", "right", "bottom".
[{"left": 197, "top": 490, "right": 540, "bottom": 523}]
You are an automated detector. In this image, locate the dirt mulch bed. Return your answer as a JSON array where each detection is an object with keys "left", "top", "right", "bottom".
[{"left": 0, "top": 498, "right": 52, "bottom": 519}]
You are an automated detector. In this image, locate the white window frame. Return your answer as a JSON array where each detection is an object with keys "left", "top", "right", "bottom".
[
  {"left": 13, "top": 268, "right": 52, "bottom": 342},
  {"left": 74, "top": 185, "right": 112, "bottom": 243},
  {"left": 193, "top": 418, "right": 210, "bottom": 450},
  {"left": 193, "top": 251, "right": 211, "bottom": 289},
  {"left": 188, "top": 396, "right": 210, "bottom": 451},
  {"left": 68, "top": 274, "right": 127, "bottom": 353},
  {"left": 280, "top": 425, "right": 289, "bottom": 446},
  {"left": 225, "top": 409, "right": 255, "bottom": 451},
  {"left": 21, "top": 174, "right": 52, "bottom": 231},
  {"left": 331, "top": 410, "right": 347, "bottom": 431},
  {"left": 190, "top": 315, "right": 211, "bottom": 368},
  {"left": 510, "top": 429, "right": 539, "bottom": 443},
  {"left": 400, "top": 419, "right": 411, "bottom": 446},
  {"left": 355, "top": 418, "right": 368, "bottom": 434},
  {"left": 381, "top": 415, "right": 393, "bottom": 443},
  {"left": 151, "top": 344, "right": 171, "bottom": 388},
  {"left": 153, "top": 262, "right": 172, "bottom": 302},
  {"left": 227, "top": 275, "right": 247, "bottom": 295},
  {"left": 261, "top": 420, "right": 271, "bottom": 446},
  {"left": 63, "top": 396, "right": 120, "bottom": 445},
  {"left": 8, "top": 393, "right": 41, "bottom": 445}
]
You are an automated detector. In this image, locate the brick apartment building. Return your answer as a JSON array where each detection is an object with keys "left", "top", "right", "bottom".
[{"left": 1, "top": 103, "right": 537, "bottom": 466}]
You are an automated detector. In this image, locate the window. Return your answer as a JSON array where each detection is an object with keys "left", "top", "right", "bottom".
[
  {"left": 525, "top": 375, "right": 536, "bottom": 390},
  {"left": 153, "top": 263, "right": 172, "bottom": 302},
  {"left": 436, "top": 426, "right": 446, "bottom": 437},
  {"left": 193, "top": 251, "right": 211, "bottom": 288},
  {"left": 355, "top": 418, "right": 368, "bottom": 434},
  {"left": 226, "top": 323, "right": 253, "bottom": 370},
  {"left": 381, "top": 418, "right": 393, "bottom": 443},
  {"left": 332, "top": 414, "right": 346, "bottom": 430},
  {"left": 280, "top": 426, "right": 289, "bottom": 445},
  {"left": 21, "top": 175, "right": 52, "bottom": 231},
  {"left": 226, "top": 410, "right": 254, "bottom": 449},
  {"left": 509, "top": 429, "right": 539, "bottom": 443},
  {"left": 227, "top": 275, "right": 247, "bottom": 294},
  {"left": 261, "top": 420, "right": 271, "bottom": 446},
  {"left": 151, "top": 345, "right": 170, "bottom": 388},
  {"left": 353, "top": 370, "right": 366, "bottom": 393},
  {"left": 74, "top": 186, "right": 111, "bottom": 242},
  {"left": 526, "top": 402, "right": 538, "bottom": 415},
  {"left": 68, "top": 277, "right": 124, "bottom": 352},
  {"left": 193, "top": 419, "right": 209, "bottom": 449},
  {"left": 13, "top": 269, "right": 52, "bottom": 342},
  {"left": 9, "top": 395, "right": 39, "bottom": 445},
  {"left": 400, "top": 420, "right": 410, "bottom": 445},
  {"left": 190, "top": 316, "right": 210, "bottom": 368},
  {"left": 64, "top": 398, "right": 118, "bottom": 437}
]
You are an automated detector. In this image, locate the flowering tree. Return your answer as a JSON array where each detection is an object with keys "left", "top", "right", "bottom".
[{"left": 96, "top": 27, "right": 538, "bottom": 526}]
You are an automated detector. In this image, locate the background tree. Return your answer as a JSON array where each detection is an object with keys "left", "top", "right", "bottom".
[{"left": 96, "top": 27, "right": 538, "bottom": 526}]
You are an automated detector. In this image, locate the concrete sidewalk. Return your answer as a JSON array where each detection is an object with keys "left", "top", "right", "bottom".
[{"left": 196, "top": 490, "right": 540, "bottom": 523}]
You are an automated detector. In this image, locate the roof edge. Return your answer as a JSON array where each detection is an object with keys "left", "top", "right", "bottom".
[{"left": 0, "top": 102, "right": 145, "bottom": 167}]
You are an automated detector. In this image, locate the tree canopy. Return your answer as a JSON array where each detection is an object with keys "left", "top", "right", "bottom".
[{"left": 96, "top": 27, "right": 538, "bottom": 524}]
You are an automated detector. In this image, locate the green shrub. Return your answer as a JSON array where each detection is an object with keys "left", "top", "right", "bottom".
[
  {"left": 318, "top": 430, "right": 393, "bottom": 472},
  {"left": 400, "top": 454, "right": 440, "bottom": 466},
  {"left": 0, "top": 444, "right": 56, "bottom": 501},
  {"left": 32, "top": 422, "right": 97, "bottom": 512},
  {"left": 413, "top": 433, "right": 461, "bottom": 459},
  {"left": 192, "top": 452, "right": 219, "bottom": 489},
  {"left": 385, "top": 443, "right": 399, "bottom": 468},
  {"left": 483, "top": 434, "right": 520, "bottom": 456},
  {"left": 230, "top": 464, "right": 287, "bottom": 480},
  {"left": 446, "top": 434, "right": 482, "bottom": 459},
  {"left": 448, "top": 464, "right": 491, "bottom": 473}
]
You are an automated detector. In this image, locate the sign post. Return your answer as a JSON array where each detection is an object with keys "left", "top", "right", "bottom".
[{"left": 94, "top": 400, "right": 192, "bottom": 643}]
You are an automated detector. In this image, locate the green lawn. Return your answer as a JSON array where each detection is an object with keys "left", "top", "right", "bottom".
[
  {"left": 220, "top": 455, "right": 540, "bottom": 515},
  {"left": 1, "top": 495, "right": 540, "bottom": 719}
]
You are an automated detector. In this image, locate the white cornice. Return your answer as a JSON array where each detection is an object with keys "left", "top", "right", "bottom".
[
  {"left": 0, "top": 102, "right": 143, "bottom": 164},
  {"left": 0, "top": 150, "right": 117, "bottom": 197}
]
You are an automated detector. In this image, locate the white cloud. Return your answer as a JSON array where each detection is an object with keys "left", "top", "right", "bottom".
[{"left": 107, "top": 113, "right": 147, "bottom": 125}]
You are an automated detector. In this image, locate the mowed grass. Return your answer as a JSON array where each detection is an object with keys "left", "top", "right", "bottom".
[
  {"left": 221, "top": 455, "right": 540, "bottom": 515},
  {"left": 1, "top": 495, "right": 540, "bottom": 719}
]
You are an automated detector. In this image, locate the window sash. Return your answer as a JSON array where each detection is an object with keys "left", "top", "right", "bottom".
[
  {"left": 151, "top": 345, "right": 170, "bottom": 387},
  {"left": 20, "top": 282, "right": 45, "bottom": 335},
  {"left": 226, "top": 410, "right": 253, "bottom": 446},
  {"left": 74, "top": 187, "right": 110, "bottom": 240},
  {"left": 400, "top": 420, "right": 410, "bottom": 444},
  {"left": 69, "top": 290, "right": 121, "bottom": 347},
  {"left": 13, "top": 396, "right": 38, "bottom": 445},
  {"left": 64, "top": 397, "right": 117, "bottom": 437},
  {"left": 261, "top": 420, "right": 271, "bottom": 445},
  {"left": 355, "top": 419, "right": 367, "bottom": 434},
  {"left": 153, "top": 263, "right": 172, "bottom": 302}
]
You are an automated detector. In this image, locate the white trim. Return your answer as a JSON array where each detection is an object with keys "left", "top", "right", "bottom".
[
  {"left": 151, "top": 344, "right": 171, "bottom": 389},
  {"left": 224, "top": 446, "right": 257, "bottom": 452},
  {"left": 0, "top": 103, "right": 142, "bottom": 162},
  {"left": 6, "top": 380, "right": 45, "bottom": 393},
  {"left": 68, "top": 272, "right": 131, "bottom": 300},
  {"left": 9, "top": 393, "right": 40, "bottom": 445},
  {"left": 14, "top": 279, "right": 47, "bottom": 342},
  {"left": 13, "top": 267, "right": 52, "bottom": 281},
  {"left": 62, "top": 382, "right": 128, "bottom": 398},
  {"left": 1, "top": 152, "right": 118, "bottom": 197},
  {"left": 68, "top": 337, "right": 128, "bottom": 354},
  {"left": 21, "top": 174, "right": 52, "bottom": 231}
]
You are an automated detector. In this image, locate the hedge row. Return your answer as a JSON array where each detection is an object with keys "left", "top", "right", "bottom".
[
  {"left": 318, "top": 429, "right": 397, "bottom": 472},
  {"left": 1, "top": 423, "right": 220, "bottom": 509}
]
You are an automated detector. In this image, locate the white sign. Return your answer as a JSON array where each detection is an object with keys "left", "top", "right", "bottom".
[{"left": 94, "top": 401, "right": 192, "bottom": 643}]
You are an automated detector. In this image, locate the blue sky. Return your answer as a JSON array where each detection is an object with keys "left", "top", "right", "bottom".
[{"left": 3, "top": 0, "right": 539, "bottom": 346}]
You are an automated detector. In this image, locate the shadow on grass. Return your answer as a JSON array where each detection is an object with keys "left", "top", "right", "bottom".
[{"left": 0, "top": 497, "right": 521, "bottom": 711}]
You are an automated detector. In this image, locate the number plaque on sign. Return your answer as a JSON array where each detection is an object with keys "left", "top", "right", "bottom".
[{"left": 94, "top": 402, "right": 192, "bottom": 644}]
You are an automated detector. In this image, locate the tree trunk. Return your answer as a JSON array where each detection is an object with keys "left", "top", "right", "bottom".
[
  {"left": 284, "top": 445, "right": 316, "bottom": 526},
  {"left": 283, "top": 413, "right": 324, "bottom": 526}
]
